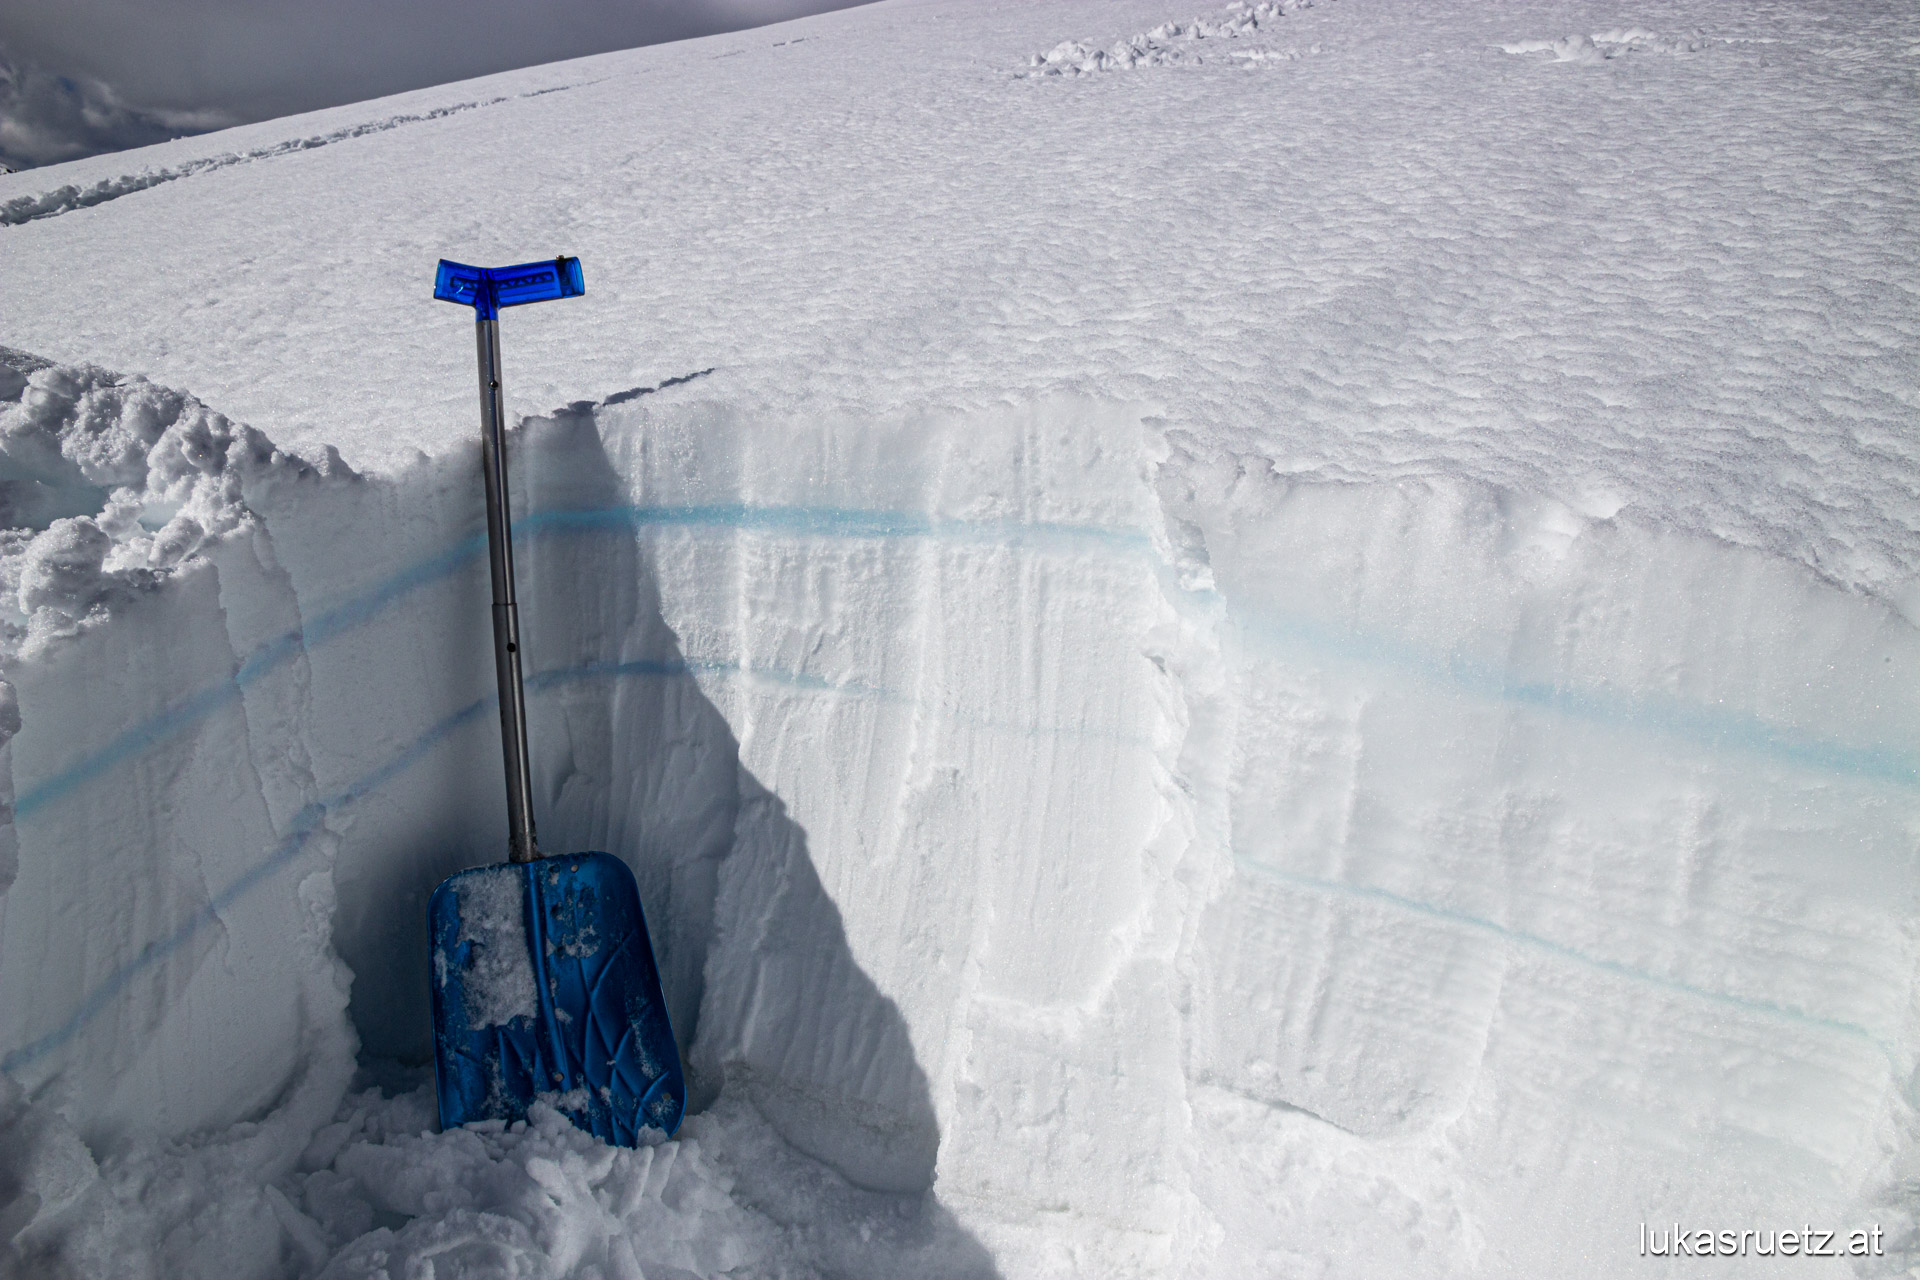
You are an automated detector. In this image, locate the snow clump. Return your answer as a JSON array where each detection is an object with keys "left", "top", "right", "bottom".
[
  {"left": 0, "top": 349, "right": 352, "bottom": 654},
  {"left": 1498, "top": 28, "right": 1712, "bottom": 62},
  {"left": 448, "top": 872, "right": 539, "bottom": 1029},
  {"left": 1025, "top": 1, "right": 1293, "bottom": 76}
]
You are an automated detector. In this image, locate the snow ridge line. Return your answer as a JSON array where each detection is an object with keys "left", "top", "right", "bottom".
[{"left": 0, "top": 81, "right": 595, "bottom": 227}]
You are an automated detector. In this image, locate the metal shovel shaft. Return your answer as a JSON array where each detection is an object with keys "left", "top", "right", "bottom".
[{"left": 475, "top": 317, "right": 538, "bottom": 863}]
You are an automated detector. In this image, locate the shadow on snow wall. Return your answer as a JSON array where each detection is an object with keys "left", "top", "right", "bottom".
[
  {"left": 339, "top": 406, "right": 964, "bottom": 1202},
  {"left": 0, "top": 384, "right": 996, "bottom": 1271}
]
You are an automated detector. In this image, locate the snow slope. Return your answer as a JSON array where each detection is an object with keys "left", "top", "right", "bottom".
[{"left": 1, "top": 0, "right": 1918, "bottom": 1276}]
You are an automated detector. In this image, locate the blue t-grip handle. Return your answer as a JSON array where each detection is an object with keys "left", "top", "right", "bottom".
[{"left": 435, "top": 255, "right": 585, "bottom": 320}]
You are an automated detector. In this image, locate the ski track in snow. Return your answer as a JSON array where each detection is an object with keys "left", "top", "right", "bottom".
[{"left": 0, "top": 82, "right": 596, "bottom": 228}]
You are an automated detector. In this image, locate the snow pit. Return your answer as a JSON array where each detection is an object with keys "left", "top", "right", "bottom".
[
  {"left": 0, "top": 0, "right": 1916, "bottom": 1274},
  {"left": 0, "top": 373, "right": 1188, "bottom": 1274},
  {"left": 0, "top": 355, "right": 1914, "bottom": 1276}
]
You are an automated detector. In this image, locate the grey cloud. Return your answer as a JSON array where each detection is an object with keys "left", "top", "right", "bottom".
[{"left": 0, "top": 48, "right": 229, "bottom": 172}]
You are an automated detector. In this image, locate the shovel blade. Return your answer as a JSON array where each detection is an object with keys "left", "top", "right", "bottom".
[{"left": 429, "top": 852, "right": 684, "bottom": 1145}]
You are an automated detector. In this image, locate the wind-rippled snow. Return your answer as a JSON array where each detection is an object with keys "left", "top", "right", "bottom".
[{"left": 0, "top": 0, "right": 1917, "bottom": 1277}]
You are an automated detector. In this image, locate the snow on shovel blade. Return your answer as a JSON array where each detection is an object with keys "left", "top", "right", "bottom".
[{"left": 429, "top": 851, "right": 684, "bottom": 1144}]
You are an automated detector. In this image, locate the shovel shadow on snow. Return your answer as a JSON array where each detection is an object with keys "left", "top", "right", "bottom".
[{"left": 497, "top": 404, "right": 1000, "bottom": 1275}]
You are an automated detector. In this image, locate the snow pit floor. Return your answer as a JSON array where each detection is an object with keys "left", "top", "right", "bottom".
[
  {"left": 2, "top": 0, "right": 1919, "bottom": 1276},
  {"left": 3, "top": 1065, "right": 992, "bottom": 1280}
]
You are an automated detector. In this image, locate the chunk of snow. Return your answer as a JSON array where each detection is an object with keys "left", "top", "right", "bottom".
[{"left": 453, "top": 871, "right": 539, "bottom": 1029}]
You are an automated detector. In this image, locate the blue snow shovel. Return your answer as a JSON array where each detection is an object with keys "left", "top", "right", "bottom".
[{"left": 425, "top": 256, "right": 684, "bottom": 1145}]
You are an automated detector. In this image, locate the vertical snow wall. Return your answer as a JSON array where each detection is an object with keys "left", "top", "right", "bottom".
[{"left": 1, "top": 357, "right": 1917, "bottom": 1273}]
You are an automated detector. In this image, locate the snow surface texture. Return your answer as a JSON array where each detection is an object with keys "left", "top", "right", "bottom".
[{"left": 0, "top": 0, "right": 1917, "bottom": 1275}]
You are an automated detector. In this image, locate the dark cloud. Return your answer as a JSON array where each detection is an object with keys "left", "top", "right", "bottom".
[
  {"left": 0, "top": 48, "right": 229, "bottom": 172},
  {"left": 0, "top": 0, "right": 871, "bottom": 171}
]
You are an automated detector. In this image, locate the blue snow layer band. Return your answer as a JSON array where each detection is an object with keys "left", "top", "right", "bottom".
[
  {"left": 3, "top": 692, "right": 491, "bottom": 1074},
  {"left": 11, "top": 503, "right": 1910, "bottom": 831},
  {"left": 10, "top": 506, "right": 1150, "bottom": 824},
  {"left": 3, "top": 504, "right": 1912, "bottom": 1076}
]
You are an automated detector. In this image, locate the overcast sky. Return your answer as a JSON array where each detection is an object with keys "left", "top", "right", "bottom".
[{"left": 0, "top": 0, "right": 872, "bottom": 171}]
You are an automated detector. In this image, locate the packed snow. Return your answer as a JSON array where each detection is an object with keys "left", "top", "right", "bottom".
[
  {"left": 448, "top": 867, "right": 539, "bottom": 1030},
  {"left": 0, "top": 0, "right": 1917, "bottom": 1276}
]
